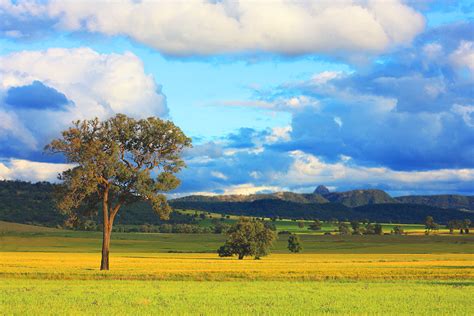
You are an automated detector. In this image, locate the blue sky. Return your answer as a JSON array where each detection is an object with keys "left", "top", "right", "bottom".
[{"left": 0, "top": 0, "right": 473, "bottom": 196}]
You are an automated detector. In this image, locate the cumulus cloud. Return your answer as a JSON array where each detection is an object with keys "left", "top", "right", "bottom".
[
  {"left": 450, "top": 41, "right": 474, "bottom": 73},
  {"left": 243, "top": 22, "right": 474, "bottom": 171},
  {"left": 163, "top": 21, "right": 474, "bottom": 196},
  {"left": 0, "top": 158, "right": 73, "bottom": 182},
  {"left": 0, "top": 47, "right": 167, "bottom": 161},
  {"left": 281, "top": 151, "right": 474, "bottom": 193},
  {"left": 1, "top": 0, "right": 424, "bottom": 57}
]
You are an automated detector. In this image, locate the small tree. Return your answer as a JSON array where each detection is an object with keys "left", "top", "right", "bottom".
[
  {"left": 374, "top": 223, "right": 383, "bottom": 235},
  {"left": 392, "top": 225, "right": 404, "bottom": 235},
  {"left": 217, "top": 218, "right": 276, "bottom": 260},
  {"left": 425, "top": 216, "right": 439, "bottom": 234},
  {"left": 447, "top": 220, "right": 457, "bottom": 234},
  {"left": 350, "top": 220, "right": 361, "bottom": 235},
  {"left": 46, "top": 114, "right": 191, "bottom": 270},
  {"left": 297, "top": 221, "right": 305, "bottom": 228},
  {"left": 364, "top": 223, "right": 375, "bottom": 235},
  {"left": 338, "top": 222, "right": 351, "bottom": 235},
  {"left": 287, "top": 234, "right": 302, "bottom": 253},
  {"left": 463, "top": 219, "right": 471, "bottom": 234},
  {"left": 308, "top": 219, "right": 322, "bottom": 231}
]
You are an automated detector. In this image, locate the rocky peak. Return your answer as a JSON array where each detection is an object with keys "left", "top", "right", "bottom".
[{"left": 314, "top": 185, "right": 330, "bottom": 195}]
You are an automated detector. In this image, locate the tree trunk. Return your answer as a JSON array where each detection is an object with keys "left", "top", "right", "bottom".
[
  {"left": 100, "top": 186, "right": 111, "bottom": 271},
  {"left": 238, "top": 254, "right": 244, "bottom": 260},
  {"left": 100, "top": 225, "right": 110, "bottom": 270}
]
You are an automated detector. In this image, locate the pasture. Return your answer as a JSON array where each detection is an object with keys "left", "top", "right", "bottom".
[{"left": 0, "top": 221, "right": 473, "bottom": 314}]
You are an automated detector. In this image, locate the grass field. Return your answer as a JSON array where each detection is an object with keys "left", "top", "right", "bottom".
[
  {"left": 174, "top": 210, "right": 439, "bottom": 234},
  {"left": 1, "top": 221, "right": 473, "bottom": 314}
]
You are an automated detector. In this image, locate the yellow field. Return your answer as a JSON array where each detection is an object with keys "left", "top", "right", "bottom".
[{"left": 1, "top": 252, "right": 473, "bottom": 281}]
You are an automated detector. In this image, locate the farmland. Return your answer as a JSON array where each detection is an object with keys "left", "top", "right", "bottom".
[{"left": 1, "top": 221, "right": 473, "bottom": 315}]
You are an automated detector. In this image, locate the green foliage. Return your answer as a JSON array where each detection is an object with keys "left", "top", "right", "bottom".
[
  {"left": 350, "top": 221, "right": 361, "bottom": 235},
  {"left": 374, "top": 224, "right": 383, "bottom": 235},
  {"left": 425, "top": 216, "right": 439, "bottom": 234},
  {"left": 218, "top": 218, "right": 276, "bottom": 259},
  {"left": 338, "top": 222, "right": 351, "bottom": 235},
  {"left": 392, "top": 226, "right": 404, "bottom": 235},
  {"left": 46, "top": 114, "right": 192, "bottom": 221},
  {"left": 287, "top": 234, "right": 302, "bottom": 253},
  {"left": 308, "top": 219, "right": 322, "bottom": 230}
]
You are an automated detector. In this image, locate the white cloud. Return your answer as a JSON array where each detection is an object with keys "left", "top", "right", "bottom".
[
  {"left": 266, "top": 126, "right": 292, "bottom": 143},
  {"left": 3, "top": 0, "right": 425, "bottom": 57},
  {"left": 221, "top": 183, "right": 283, "bottom": 195},
  {"left": 0, "top": 109, "right": 37, "bottom": 149},
  {"left": 281, "top": 150, "right": 474, "bottom": 188},
  {"left": 0, "top": 158, "right": 73, "bottom": 182},
  {"left": 222, "top": 96, "right": 320, "bottom": 112},
  {"left": 450, "top": 41, "right": 474, "bottom": 73},
  {"left": 452, "top": 104, "right": 474, "bottom": 127},
  {"left": 0, "top": 47, "right": 167, "bottom": 151},
  {"left": 211, "top": 171, "right": 228, "bottom": 180}
]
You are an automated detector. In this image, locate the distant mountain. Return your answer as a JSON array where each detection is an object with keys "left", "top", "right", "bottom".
[
  {"left": 175, "top": 188, "right": 395, "bottom": 208},
  {"left": 174, "top": 191, "right": 329, "bottom": 204},
  {"left": 322, "top": 189, "right": 397, "bottom": 207},
  {"left": 1, "top": 180, "right": 473, "bottom": 226},
  {"left": 395, "top": 195, "right": 474, "bottom": 212},
  {"left": 314, "top": 185, "right": 330, "bottom": 195}
]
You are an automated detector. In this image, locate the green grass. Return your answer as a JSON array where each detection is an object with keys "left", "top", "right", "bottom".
[
  {"left": 1, "top": 279, "right": 472, "bottom": 315},
  {"left": 2, "top": 229, "right": 474, "bottom": 254},
  {"left": 174, "top": 209, "right": 433, "bottom": 234}
]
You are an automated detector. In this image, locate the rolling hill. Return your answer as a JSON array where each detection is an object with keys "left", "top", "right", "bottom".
[{"left": 0, "top": 180, "right": 473, "bottom": 226}]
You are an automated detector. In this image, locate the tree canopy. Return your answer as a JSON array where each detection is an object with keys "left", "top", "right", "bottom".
[{"left": 217, "top": 218, "right": 276, "bottom": 260}]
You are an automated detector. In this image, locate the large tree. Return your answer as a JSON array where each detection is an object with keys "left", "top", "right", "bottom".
[
  {"left": 217, "top": 218, "right": 276, "bottom": 260},
  {"left": 46, "top": 114, "right": 191, "bottom": 270}
]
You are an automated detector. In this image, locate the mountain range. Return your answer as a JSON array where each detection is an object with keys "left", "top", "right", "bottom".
[
  {"left": 0, "top": 181, "right": 473, "bottom": 226},
  {"left": 171, "top": 185, "right": 474, "bottom": 210}
]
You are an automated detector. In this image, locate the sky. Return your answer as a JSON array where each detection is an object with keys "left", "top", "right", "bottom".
[{"left": 0, "top": 0, "right": 473, "bottom": 197}]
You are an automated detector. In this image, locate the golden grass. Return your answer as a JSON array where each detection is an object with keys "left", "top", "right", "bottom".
[{"left": 1, "top": 252, "right": 472, "bottom": 281}]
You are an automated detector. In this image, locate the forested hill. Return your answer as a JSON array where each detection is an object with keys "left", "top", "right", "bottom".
[
  {"left": 394, "top": 195, "right": 474, "bottom": 211},
  {"left": 169, "top": 199, "right": 473, "bottom": 224},
  {"left": 0, "top": 180, "right": 473, "bottom": 226}
]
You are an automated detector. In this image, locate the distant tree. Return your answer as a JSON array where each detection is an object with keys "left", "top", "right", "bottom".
[
  {"left": 213, "top": 221, "right": 230, "bottom": 234},
  {"left": 264, "top": 221, "right": 277, "bottom": 231},
  {"left": 217, "top": 218, "right": 276, "bottom": 260},
  {"left": 364, "top": 223, "right": 375, "bottom": 235},
  {"left": 374, "top": 223, "right": 383, "bottom": 235},
  {"left": 308, "top": 219, "right": 322, "bottom": 231},
  {"left": 159, "top": 223, "right": 173, "bottom": 233},
  {"left": 297, "top": 221, "right": 305, "bottom": 228},
  {"left": 447, "top": 220, "right": 460, "bottom": 234},
  {"left": 392, "top": 225, "right": 404, "bottom": 235},
  {"left": 425, "top": 216, "right": 439, "bottom": 234},
  {"left": 46, "top": 114, "right": 191, "bottom": 270},
  {"left": 199, "top": 213, "right": 207, "bottom": 220},
  {"left": 338, "top": 222, "right": 351, "bottom": 235},
  {"left": 287, "top": 234, "right": 302, "bottom": 253},
  {"left": 463, "top": 219, "right": 471, "bottom": 234},
  {"left": 350, "top": 220, "right": 361, "bottom": 235}
]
